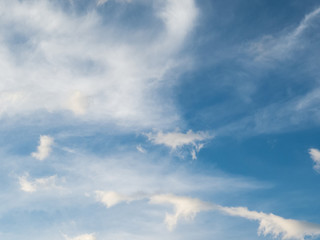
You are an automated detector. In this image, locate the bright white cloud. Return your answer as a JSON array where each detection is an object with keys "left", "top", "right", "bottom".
[
  {"left": 19, "top": 174, "right": 59, "bottom": 193},
  {"left": 0, "top": 0, "right": 198, "bottom": 130},
  {"left": 95, "top": 191, "right": 145, "bottom": 208},
  {"left": 64, "top": 233, "right": 96, "bottom": 240},
  {"left": 136, "top": 144, "right": 146, "bottom": 153},
  {"left": 309, "top": 148, "right": 320, "bottom": 172},
  {"left": 146, "top": 130, "right": 212, "bottom": 159},
  {"left": 219, "top": 206, "right": 320, "bottom": 240},
  {"left": 149, "top": 194, "right": 214, "bottom": 231},
  {"left": 31, "top": 135, "right": 54, "bottom": 161}
]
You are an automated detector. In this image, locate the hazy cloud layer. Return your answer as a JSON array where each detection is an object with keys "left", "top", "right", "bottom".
[{"left": 0, "top": 0, "right": 198, "bottom": 130}]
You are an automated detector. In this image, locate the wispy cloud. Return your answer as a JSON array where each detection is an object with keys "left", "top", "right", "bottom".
[
  {"left": 309, "top": 148, "right": 320, "bottom": 173},
  {"left": 146, "top": 130, "right": 212, "bottom": 159},
  {"left": 98, "top": 192, "right": 320, "bottom": 239},
  {"left": 31, "top": 135, "right": 54, "bottom": 161},
  {"left": 248, "top": 7, "right": 320, "bottom": 62}
]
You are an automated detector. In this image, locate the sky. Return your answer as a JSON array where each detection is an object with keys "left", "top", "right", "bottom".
[{"left": 1, "top": 0, "right": 320, "bottom": 239}]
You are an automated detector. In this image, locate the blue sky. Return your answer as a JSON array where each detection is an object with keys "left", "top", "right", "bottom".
[{"left": 1, "top": 0, "right": 320, "bottom": 239}]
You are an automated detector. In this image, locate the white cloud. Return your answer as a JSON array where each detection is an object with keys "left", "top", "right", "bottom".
[
  {"left": 0, "top": 0, "right": 198, "bottom": 130},
  {"left": 19, "top": 175, "right": 36, "bottom": 193},
  {"left": 309, "top": 148, "right": 320, "bottom": 172},
  {"left": 146, "top": 130, "right": 211, "bottom": 149},
  {"left": 95, "top": 191, "right": 145, "bottom": 208},
  {"left": 146, "top": 130, "right": 212, "bottom": 159},
  {"left": 64, "top": 233, "right": 96, "bottom": 240},
  {"left": 149, "top": 194, "right": 214, "bottom": 231},
  {"left": 31, "top": 135, "right": 54, "bottom": 161},
  {"left": 219, "top": 206, "right": 320, "bottom": 240},
  {"left": 136, "top": 144, "right": 146, "bottom": 153},
  {"left": 19, "top": 174, "right": 59, "bottom": 193}
]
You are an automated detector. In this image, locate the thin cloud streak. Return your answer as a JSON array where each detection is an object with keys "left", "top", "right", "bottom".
[{"left": 249, "top": 6, "right": 320, "bottom": 62}]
